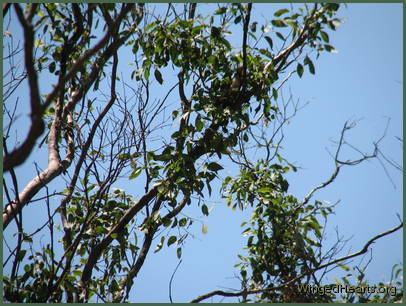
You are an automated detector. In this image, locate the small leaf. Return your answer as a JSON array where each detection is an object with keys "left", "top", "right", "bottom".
[
  {"left": 207, "top": 162, "right": 223, "bottom": 171},
  {"left": 286, "top": 21, "right": 298, "bottom": 30},
  {"left": 154, "top": 236, "right": 165, "bottom": 253},
  {"left": 297, "top": 63, "right": 304, "bottom": 78},
  {"left": 324, "top": 44, "right": 337, "bottom": 53},
  {"left": 145, "top": 20, "right": 158, "bottom": 32},
  {"left": 271, "top": 19, "right": 287, "bottom": 27},
  {"left": 214, "top": 7, "right": 227, "bottom": 15},
  {"left": 272, "top": 88, "right": 278, "bottom": 100},
  {"left": 172, "top": 110, "right": 179, "bottom": 120},
  {"left": 259, "top": 48, "right": 272, "bottom": 58},
  {"left": 201, "top": 204, "right": 209, "bottom": 216},
  {"left": 264, "top": 36, "right": 273, "bottom": 49},
  {"left": 337, "top": 263, "right": 350, "bottom": 271},
  {"left": 17, "top": 250, "right": 27, "bottom": 261},
  {"left": 162, "top": 218, "right": 172, "bottom": 227},
  {"left": 129, "top": 168, "right": 142, "bottom": 180},
  {"left": 275, "top": 32, "right": 285, "bottom": 41},
  {"left": 179, "top": 218, "right": 187, "bottom": 226},
  {"left": 304, "top": 56, "right": 315, "bottom": 74},
  {"left": 202, "top": 223, "right": 208, "bottom": 234},
  {"left": 258, "top": 187, "right": 272, "bottom": 194},
  {"left": 73, "top": 270, "right": 82, "bottom": 277},
  {"left": 195, "top": 115, "right": 203, "bottom": 132},
  {"left": 144, "top": 67, "right": 150, "bottom": 81},
  {"left": 177, "top": 247, "right": 182, "bottom": 259},
  {"left": 154, "top": 69, "right": 163, "bottom": 84},
  {"left": 247, "top": 236, "right": 253, "bottom": 247},
  {"left": 167, "top": 236, "right": 177, "bottom": 246},
  {"left": 325, "top": 3, "right": 340, "bottom": 11},
  {"left": 274, "top": 9, "right": 289, "bottom": 17},
  {"left": 48, "top": 62, "right": 56, "bottom": 73},
  {"left": 320, "top": 31, "right": 329, "bottom": 43},
  {"left": 234, "top": 15, "right": 242, "bottom": 24}
]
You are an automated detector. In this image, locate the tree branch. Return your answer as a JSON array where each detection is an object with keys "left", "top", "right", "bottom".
[{"left": 190, "top": 223, "right": 403, "bottom": 303}]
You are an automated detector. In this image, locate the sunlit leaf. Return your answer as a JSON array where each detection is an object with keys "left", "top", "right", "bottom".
[
  {"left": 202, "top": 223, "right": 208, "bottom": 234},
  {"left": 274, "top": 8, "right": 289, "bottom": 17},
  {"left": 271, "top": 19, "right": 287, "bottom": 27}
]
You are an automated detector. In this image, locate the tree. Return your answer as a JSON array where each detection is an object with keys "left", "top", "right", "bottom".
[{"left": 2, "top": 3, "right": 402, "bottom": 303}]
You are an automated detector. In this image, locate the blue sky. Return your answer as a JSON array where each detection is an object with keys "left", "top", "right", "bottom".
[
  {"left": 129, "top": 3, "right": 403, "bottom": 302},
  {"left": 3, "top": 3, "right": 403, "bottom": 303}
]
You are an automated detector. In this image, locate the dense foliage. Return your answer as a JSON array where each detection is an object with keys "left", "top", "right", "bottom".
[{"left": 2, "top": 3, "right": 402, "bottom": 303}]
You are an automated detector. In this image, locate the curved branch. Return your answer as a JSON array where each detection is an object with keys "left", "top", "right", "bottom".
[
  {"left": 3, "top": 3, "right": 140, "bottom": 172},
  {"left": 112, "top": 195, "right": 189, "bottom": 302},
  {"left": 3, "top": 2, "right": 11, "bottom": 17},
  {"left": 263, "top": 4, "right": 323, "bottom": 75},
  {"left": 4, "top": 4, "right": 45, "bottom": 172},
  {"left": 190, "top": 223, "right": 403, "bottom": 303},
  {"left": 3, "top": 3, "right": 145, "bottom": 228},
  {"left": 81, "top": 183, "right": 160, "bottom": 284}
]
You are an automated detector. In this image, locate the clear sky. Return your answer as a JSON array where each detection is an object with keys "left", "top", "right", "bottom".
[{"left": 3, "top": 3, "right": 403, "bottom": 303}]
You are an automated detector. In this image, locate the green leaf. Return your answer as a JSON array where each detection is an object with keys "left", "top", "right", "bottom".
[
  {"left": 274, "top": 9, "right": 289, "bottom": 17},
  {"left": 144, "top": 67, "right": 150, "bottom": 81},
  {"left": 219, "top": 37, "right": 232, "bottom": 50},
  {"left": 17, "top": 250, "right": 27, "bottom": 261},
  {"left": 304, "top": 56, "right": 315, "bottom": 74},
  {"left": 337, "top": 263, "right": 350, "bottom": 271},
  {"left": 297, "top": 63, "right": 304, "bottom": 78},
  {"left": 117, "top": 153, "right": 130, "bottom": 160},
  {"left": 129, "top": 168, "right": 142, "bottom": 180},
  {"left": 259, "top": 48, "right": 273, "bottom": 58},
  {"left": 247, "top": 236, "right": 253, "bottom": 247},
  {"left": 275, "top": 32, "right": 285, "bottom": 41},
  {"left": 324, "top": 44, "right": 337, "bottom": 53},
  {"left": 325, "top": 3, "right": 340, "bottom": 11},
  {"left": 264, "top": 36, "right": 273, "bottom": 49},
  {"left": 162, "top": 218, "right": 172, "bottom": 227},
  {"left": 48, "top": 61, "right": 56, "bottom": 73},
  {"left": 177, "top": 247, "right": 182, "bottom": 259},
  {"left": 214, "top": 7, "right": 227, "bottom": 15},
  {"left": 271, "top": 19, "right": 287, "bottom": 27},
  {"left": 73, "top": 269, "right": 82, "bottom": 277},
  {"left": 195, "top": 115, "right": 203, "bottom": 132},
  {"left": 154, "top": 236, "right": 165, "bottom": 253},
  {"left": 201, "top": 204, "right": 209, "bottom": 216},
  {"left": 286, "top": 21, "right": 298, "bottom": 30},
  {"left": 207, "top": 162, "right": 223, "bottom": 172},
  {"left": 24, "top": 264, "right": 31, "bottom": 273},
  {"left": 320, "top": 31, "right": 329, "bottom": 43},
  {"left": 272, "top": 88, "right": 278, "bottom": 100},
  {"left": 179, "top": 218, "right": 187, "bottom": 226},
  {"left": 154, "top": 69, "right": 163, "bottom": 84},
  {"left": 145, "top": 20, "right": 158, "bottom": 32},
  {"left": 167, "top": 235, "right": 177, "bottom": 246},
  {"left": 172, "top": 110, "right": 179, "bottom": 120},
  {"left": 258, "top": 187, "right": 272, "bottom": 194}
]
